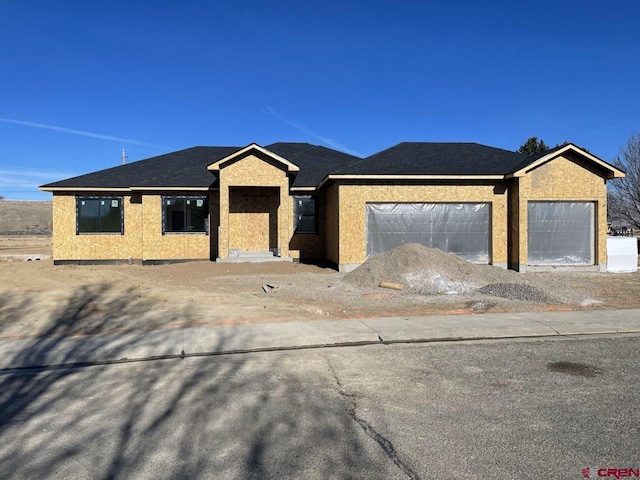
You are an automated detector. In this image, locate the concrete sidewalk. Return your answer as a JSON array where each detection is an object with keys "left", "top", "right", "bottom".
[{"left": 1, "top": 308, "right": 639, "bottom": 370}]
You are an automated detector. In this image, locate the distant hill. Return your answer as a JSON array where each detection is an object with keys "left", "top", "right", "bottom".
[{"left": 0, "top": 200, "right": 52, "bottom": 235}]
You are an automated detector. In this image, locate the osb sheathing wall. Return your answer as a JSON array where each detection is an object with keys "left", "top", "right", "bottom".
[
  {"left": 323, "top": 183, "right": 340, "bottom": 265},
  {"left": 336, "top": 183, "right": 508, "bottom": 267},
  {"left": 507, "top": 178, "right": 520, "bottom": 269},
  {"left": 141, "top": 194, "right": 209, "bottom": 260},
  {"left": 52, "top": 194, "right": 143, "bottom": 260},
  {"left": 516, "top": 154, "right": 608, "bottom": 267},
  {"left": 217, "top": 154, "right": 293, "bottom": 259},
  {"left": 228, "top": 187, "right": 279, "bottom": 251},
  {"left": 209, "top": 191, "right": 220, "bottom": 260}
]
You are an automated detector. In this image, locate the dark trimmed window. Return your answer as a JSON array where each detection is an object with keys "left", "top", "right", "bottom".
[
  {"left": 294, "top": 196, "right": 317, "bottom": 233},
  {"left": 76, "top": 197, "right": 124, "bottom": 234},
  {"left": 162, "top": 196, "right": 208, "bottom": 233}
]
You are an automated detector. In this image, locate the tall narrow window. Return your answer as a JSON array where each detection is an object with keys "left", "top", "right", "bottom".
[
  {"left": 294, "top": 196, "right": 317, "bottom": 233},
  {"left": 162, "top": 196, "right": 208, "bottom": 233},
  {"left": 76, "top": 197, "right": 124, "bottom": 234}
]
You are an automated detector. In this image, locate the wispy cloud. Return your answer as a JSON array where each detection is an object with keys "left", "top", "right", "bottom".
[
  {"left": 263, "top": 107, "right": 362, "bottom": 157},
  {"left": 0, "top": 117, "right": 165, "bottom": 148},
  {"left": 0, "top": 166, "right": 78, "bottom": 188}
]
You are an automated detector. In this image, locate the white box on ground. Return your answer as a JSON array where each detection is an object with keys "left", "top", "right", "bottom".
[{"left": 607, "top": 236, "right": 638, "bottom": 273}]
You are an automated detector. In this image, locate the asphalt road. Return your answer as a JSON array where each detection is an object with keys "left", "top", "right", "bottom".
[{"left": 0, "top": 335, "right": 638, "bottom": 479}]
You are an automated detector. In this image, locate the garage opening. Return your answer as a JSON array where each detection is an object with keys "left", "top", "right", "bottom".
[
  {"left": 366, "top": 203, "right": 490, "bottom": 263},
  {"left": 527, "top": 202, "right": 594, "bottom": 265}
]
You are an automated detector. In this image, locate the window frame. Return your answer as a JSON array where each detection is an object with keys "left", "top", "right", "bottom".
[
  {"left": 294, "top": 195, "right": 318, "bottom": 234},
  {"left": 161, "top": 195, "right": 209, "bottom": 235},
  {"left": 76, "top": 196, "right": 125, "bottom": 235}
]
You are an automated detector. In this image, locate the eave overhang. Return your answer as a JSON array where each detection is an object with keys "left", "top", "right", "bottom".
[
  {"left": 316, "top": 174, "right": 504, "bottom": 189},
  {"left": 39, "top": 186, "right": 211, "bottom": 193}
]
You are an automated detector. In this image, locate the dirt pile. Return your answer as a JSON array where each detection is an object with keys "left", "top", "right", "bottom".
[
  {"left": 343, "top": 243, "right": 574, "bottom": 304},
  {"left": 344, "top": 243, "right": 521, "bottom": 294}
]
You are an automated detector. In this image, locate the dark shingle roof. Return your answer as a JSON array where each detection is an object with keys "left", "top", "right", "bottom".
[
  {"left": 41, "top": 146, "right": 240, "bottom": 189},
  {"left": 338, "top": 142, "right": 529, "bottom": 176},
  {"left": 41, "top": 143, "right": 363, "bottom": 190},
  {"left": 42, "top": 141, "right": 595, "bottom": 191},
  {"left": 266, "top": 142, "right": 363, "bottom": 187}
]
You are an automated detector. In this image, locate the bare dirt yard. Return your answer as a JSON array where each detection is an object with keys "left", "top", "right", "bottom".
[{"left": 1, "top": 237, "right": 639, "bottom": 339}]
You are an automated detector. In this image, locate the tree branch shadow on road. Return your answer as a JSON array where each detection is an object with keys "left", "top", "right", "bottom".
[{"left": 0, "top": 286, "right": 393, "bottom": 479}]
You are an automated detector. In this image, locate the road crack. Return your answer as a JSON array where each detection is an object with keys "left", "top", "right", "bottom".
[{"left": 325, "top": 358, "right": 422, "bottom": 480}]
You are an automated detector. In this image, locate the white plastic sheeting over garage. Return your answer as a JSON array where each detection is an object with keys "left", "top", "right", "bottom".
[
  {"left": 366, "top": 203, "right": 490, "bottom": 263},
  {"left": 527, "top": 202, "right": 594, "bottom": 265}
]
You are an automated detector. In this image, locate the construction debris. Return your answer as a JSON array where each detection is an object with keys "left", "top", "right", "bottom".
[{"left": 379, "top": 281, "right": 404, "bottom": 291}]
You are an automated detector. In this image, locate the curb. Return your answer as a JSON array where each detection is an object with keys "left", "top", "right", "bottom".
[{"left": 3, "top": 330, "right": 640, "bottom": 374}]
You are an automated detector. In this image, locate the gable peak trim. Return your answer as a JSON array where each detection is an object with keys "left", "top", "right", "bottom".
[
  {"left": 207, "top": 143, "right": 300, "bottom": 172},
  {"left": 510, "top": 144, "right": 625, "bottom": 179}
]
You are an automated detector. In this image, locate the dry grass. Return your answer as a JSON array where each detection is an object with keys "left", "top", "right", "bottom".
[{"left": 0, "top": 201, "right": 52, "bottom": 235}]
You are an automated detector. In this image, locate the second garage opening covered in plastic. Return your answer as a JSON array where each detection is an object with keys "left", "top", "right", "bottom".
[
  {"left": 365, "top": 203, "right": 491, "bottom": 263},
  {"left": 527, "top": 202, "right": 595, "bottom": 265}
]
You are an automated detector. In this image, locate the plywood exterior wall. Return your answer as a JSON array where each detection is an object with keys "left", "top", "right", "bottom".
[
  {"left": 209, "top": 191, "right": 220, "bottom": 260},
  {"left": 507, "top": 178, "right": 520, "bottom": 270},
  {"left": 334, "top": 182, "right": 508, "bottom": 270},
  {"left": 515, "top": 154, "right": 608, "bottom": 270},
  {"left": 52, "top": 192, "right": 211, "bottom": 261},
  {"left": 217, "top": 154, "right": 292, "bottom": 259},
  {"left": 324, "top": 183, "right": 340, "bottom": 265},
  {"left": 52, "top": 194, "right": 143, "bottom": 261},
  {"left": 140, "top": 194, "right": 210, "bottom": 261},
  {"left": 50, "top": 151, "right": 612, "bottom": 269}
]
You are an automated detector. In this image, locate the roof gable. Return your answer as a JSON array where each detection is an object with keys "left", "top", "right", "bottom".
[
  {"left": 207, "top": 143, "right": 300, "bottom": 173},
  {"left": 509, "top": 143, "right": 625, "bottom": 179}
]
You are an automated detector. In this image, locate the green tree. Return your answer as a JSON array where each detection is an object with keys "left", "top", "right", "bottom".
[
  {"left": 608, "top": 133, "right": 640, "bottom": 229},
  {"left": 518, "top": 137, "right": 549, "bottom": 155}
]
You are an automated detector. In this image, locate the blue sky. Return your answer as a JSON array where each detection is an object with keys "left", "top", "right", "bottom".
[{"left": 1, "top": 0, "right": 638, "bottom": 200}]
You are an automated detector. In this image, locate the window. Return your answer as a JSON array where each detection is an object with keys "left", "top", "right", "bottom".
[
  {"left": 294, "top": 196, "right": 317, "bottom": 233},
  {"left": 162, "top": 196, "right": 208, "bottom": 233},
  {"left": 76, "top": 197, "right": 124, "bottom": 234}
]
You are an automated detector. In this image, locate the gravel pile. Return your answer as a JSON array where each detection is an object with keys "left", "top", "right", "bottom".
[
  {"left": 343, "top": 243, "right": 590, "bottom": 305},
  {"left": 344, "top": 243, "right": 518, "bottom": 295},
  {"left": 476, "top": 283, "right": 560, "bottom": 303}
]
